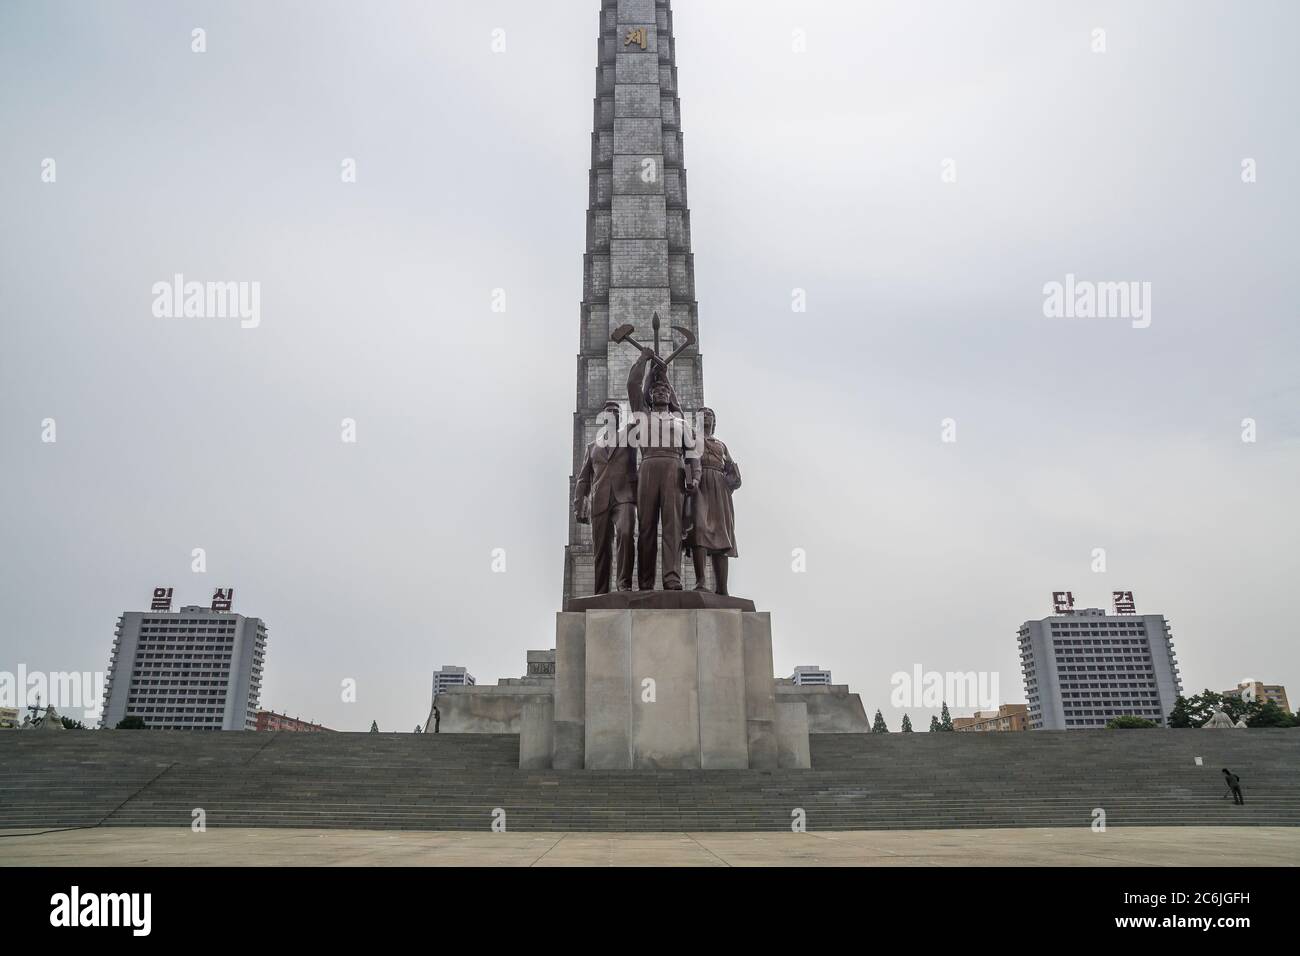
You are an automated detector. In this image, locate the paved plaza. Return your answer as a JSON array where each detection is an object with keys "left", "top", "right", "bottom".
[{"left": 2, "top": 826, "right": 1296, "bottom": 867}]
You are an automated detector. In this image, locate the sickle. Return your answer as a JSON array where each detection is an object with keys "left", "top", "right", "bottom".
[{"left": 662, "top": 325, "right": 696, "bottom": 365}]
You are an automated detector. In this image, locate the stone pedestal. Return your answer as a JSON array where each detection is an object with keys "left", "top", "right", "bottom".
[
  {"left": 518, "top": 698, "right": 555, "bottom": 770},
  {"left": 530, "top": 606, "right": 798, "bottom": 770},
  {"left": 776, "top": 702, "right": 811, "bottom": 769},
  {"left": 552, "top": 613, "right": 587, "bottom": 770}
]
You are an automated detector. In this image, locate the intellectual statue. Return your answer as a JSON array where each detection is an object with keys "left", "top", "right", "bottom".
[{"left": 685, "top": 406, "right": 741, "bottom": 595}]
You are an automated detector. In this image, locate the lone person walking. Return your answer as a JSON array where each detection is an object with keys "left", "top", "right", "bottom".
[{"left": 1222, "top": 768, "right": 1244, "bottom": 804}]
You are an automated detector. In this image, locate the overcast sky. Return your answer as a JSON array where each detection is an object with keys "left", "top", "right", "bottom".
[{"left": 2, "top": 0, "right": 1296, "bottom": 732}]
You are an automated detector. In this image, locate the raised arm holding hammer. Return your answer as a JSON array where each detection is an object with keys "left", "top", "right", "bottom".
[{"left": 627, "top": 348, "right": 699, "bottom": 590}]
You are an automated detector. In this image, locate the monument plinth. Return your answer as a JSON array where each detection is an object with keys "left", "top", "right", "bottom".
[
  {"left": 531, "top": 607, "right": 810, "bottom": 771},
  {"left": 564, "top": 590, "right": 755, "bottom": 612}
]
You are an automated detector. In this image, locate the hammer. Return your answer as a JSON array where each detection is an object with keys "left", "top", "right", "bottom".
[
  {"left": 610, "top": 322, "right": 653, "bottom": 355},
  {"left": 611, "top": 320, "right": 696, "bottom": 365}
]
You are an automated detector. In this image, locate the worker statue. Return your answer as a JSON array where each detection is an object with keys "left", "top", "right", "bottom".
[{"left": 626, "top": 348, "right": 700, "bottom": 590}]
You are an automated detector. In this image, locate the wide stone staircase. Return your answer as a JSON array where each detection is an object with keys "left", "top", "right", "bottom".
[{"left": 1, "top": 729, "right": 1296, "bottom": 832}]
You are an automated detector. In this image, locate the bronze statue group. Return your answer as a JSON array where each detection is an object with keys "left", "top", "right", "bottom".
[{"left": 574, "top": 344, "right": 740, "bottom": 595}]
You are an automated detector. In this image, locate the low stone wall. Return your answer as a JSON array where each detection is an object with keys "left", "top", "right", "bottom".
[
  {"left": 776, "top": 684, "right": 871, "bottom": 734},
  {"left": 432, "top": 685, "right": 553, "bottom": 735}
]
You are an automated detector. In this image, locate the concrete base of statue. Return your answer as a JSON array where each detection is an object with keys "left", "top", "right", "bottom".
[
  {"left": 533, "top": 603, "right": 811, "bottom": 771},
  {"left": 427, "top": 593, "right": 867, "bottom": 765}
]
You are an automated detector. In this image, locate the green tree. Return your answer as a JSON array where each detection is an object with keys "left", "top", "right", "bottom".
[
  {"left": 901, "top": 714, "right": 913, "bottom": 732},
  {"left": 1246, "top": 700, "right": 1298, "bottom": 728},
  {"left": 939, "top": 702, "right": 953, "bottom": 731},
  {"left": 115, "top": 716, "right": 146, "bottom": 729},
  {"left": 1186, "top": 689, "right": 1222, "bottom": 726},
  {"left": 59, "top": 716, "right": 87, "bottom": 730},
  {"left": 871, "top": 709, "right": 889, "bottom": 733},
  {"left": 1167, "top": 696, "right": 1194, "bottom": 728},
  {"left": 1181, "top": 689, "right": 1252, "bottom": 727},
  {"left": 1106, "top": 715, "right": 1157, "bottom": 729},
  {"left": 928, "top": 715, "right": 940, "bottom": 732},
  {"left": 1225, "top": 697, "right": 1255, "bottom": 723}
]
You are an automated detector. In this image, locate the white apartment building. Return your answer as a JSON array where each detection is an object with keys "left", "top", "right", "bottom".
[
  {"left": 791, "top": 666, "right": 832, "bottom": 687},
  {"left": 1018, "top": 607, "right": 1181, "bottom": 729},
  {"left": 432, "top": 665, "right": 476, "bottom": 699},
  {"left": 101, "top": 600, "right": 267, "bottom": 731}
]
